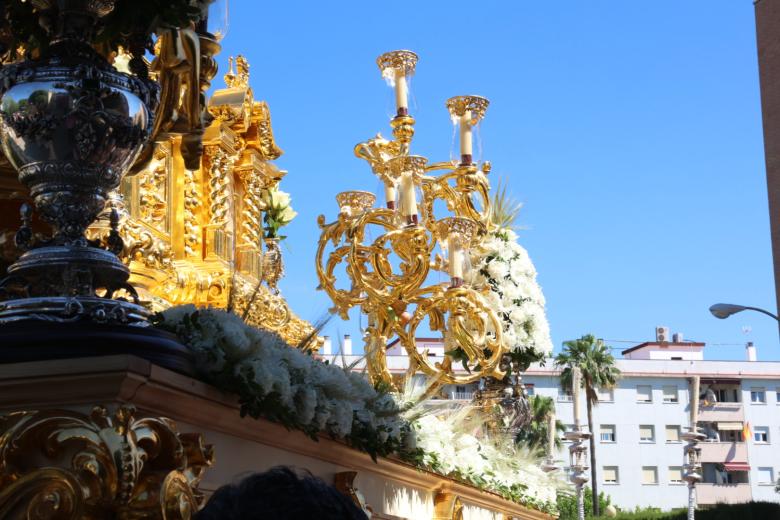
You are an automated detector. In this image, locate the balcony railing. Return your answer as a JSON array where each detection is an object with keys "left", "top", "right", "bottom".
[
  {"left": 451, "top": 392, "right": 474, "bottom": 401},
  {"left": 699, "top": 442, "right": 748, "bottom": 463},
  {"left": 698, "top": 402, "right": 744, "bottom": 423},
  {"left": 697, "top": 483, "right": 752, "bottom": 505}
]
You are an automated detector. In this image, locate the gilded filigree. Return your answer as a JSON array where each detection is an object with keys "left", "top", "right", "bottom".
[{"left": 0, "top": 406, "right": 213, "bottom": 520}]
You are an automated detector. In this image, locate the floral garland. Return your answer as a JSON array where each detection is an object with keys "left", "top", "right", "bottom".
[
  {"left": 156, "top": 305, "right": 562, "bottom": 513},
  {"left": 469, "top": 229, "right": 553, "bottom": 368},
  {"left": 156, "top": 305, "right": 410, "bottom": 459}
]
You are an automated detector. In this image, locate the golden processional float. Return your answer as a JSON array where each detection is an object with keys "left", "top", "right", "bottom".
[
  {"left": 0, "top": 0, "right": 554, "bottom": 515},
  {"left": 316, "top": 50, "right": 508, "bottom": 392}
]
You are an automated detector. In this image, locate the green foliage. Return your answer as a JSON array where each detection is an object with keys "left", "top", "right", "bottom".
[
  {"left": 556, "top": 488, "right": 612, "bottom": 520},
  {"left": 489, "top": 179, "right": 523, "bottom": 231},
  {"left": 555, "top": 334, "right": 621, "bottom": 406},
  {"left": 515, "top": 395, "right": 566, "bottom": 455}
]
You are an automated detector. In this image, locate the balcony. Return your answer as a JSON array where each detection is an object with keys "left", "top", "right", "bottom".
[
  {"left": 697, "top": 483, "right": 752, "bottom": 505},
  {"left": 699, "top": 442, "right": 748, "bottom": 463},
  {"left": 699, "top": 402, "right": 744, "bottom": 423},
  {"left": 451, "top": 392, "right": 474, "bottom": 401}
]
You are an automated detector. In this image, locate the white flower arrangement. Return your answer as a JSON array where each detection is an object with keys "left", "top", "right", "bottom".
[
  {"left": 469, "top": 229, "right": 553, "bottom": 364},
  {"left": 262, "top": 187, "right": 298, "bottom": 239},
  {"left": 399, "top": 379, "right": 565, "bottom": 514}
]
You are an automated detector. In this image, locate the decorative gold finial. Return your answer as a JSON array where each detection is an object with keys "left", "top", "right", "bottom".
[{"left": 224, "top": 56, "right": 236, "bottom": 87}]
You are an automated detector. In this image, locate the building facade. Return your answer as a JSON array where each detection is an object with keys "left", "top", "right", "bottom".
[{"left": 324, "top": 330, "right": 780, "bottom": 511}]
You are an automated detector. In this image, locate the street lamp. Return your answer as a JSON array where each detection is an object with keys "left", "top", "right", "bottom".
[{"left": 709, "top": 303, "right": 779, "bottom": 322}]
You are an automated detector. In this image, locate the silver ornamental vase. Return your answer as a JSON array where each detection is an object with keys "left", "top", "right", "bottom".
[{"left": 0, "top": 0, "right": 158, "bottom": 325}]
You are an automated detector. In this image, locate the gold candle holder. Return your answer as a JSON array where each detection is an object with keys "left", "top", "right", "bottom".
[{"left": 336, "top": 190, "right": 376, "bottom": 217}]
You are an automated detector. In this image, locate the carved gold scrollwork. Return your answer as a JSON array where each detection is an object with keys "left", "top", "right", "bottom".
[{"left": 0, "top": 406, "right": 213, "bottom": 520}]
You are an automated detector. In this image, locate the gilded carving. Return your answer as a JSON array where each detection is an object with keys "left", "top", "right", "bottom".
[
  {"left": 0, "top": 406, "right": 213, "bottom": 520},
  {"left": 74, "top": 56, "right": 319, "bottom": 348}
]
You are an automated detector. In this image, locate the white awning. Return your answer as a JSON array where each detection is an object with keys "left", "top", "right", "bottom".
[{"left": 718, "top": 422, "right": 743, "bottom": 431}]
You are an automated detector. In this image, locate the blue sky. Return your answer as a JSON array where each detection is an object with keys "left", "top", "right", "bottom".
[{"left": 217, "top": 1, "right": 775, "bottom": 361}]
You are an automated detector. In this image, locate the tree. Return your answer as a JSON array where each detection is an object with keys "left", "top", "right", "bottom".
[
  {"left": 516, "top": 395, "right": 566, "bottom": 455},
  {"left": 555, "top": 334, "right": 620, "bottom": 517}
]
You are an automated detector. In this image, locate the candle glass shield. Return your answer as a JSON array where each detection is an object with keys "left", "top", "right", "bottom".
[
  {"left": 208, "top": 0, "right": 230, "bottom": 41},
  {"left": 386, "top": 155, "right": 427, "bottom": 226},
  {"left": 446, "top": 95, "right": 489, "bottom": 166},
  {"left": 377, "top": 50, "right": 418, "bottom": 118}
]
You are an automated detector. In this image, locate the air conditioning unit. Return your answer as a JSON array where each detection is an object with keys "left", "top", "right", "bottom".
[
  {"left": 672, "top": 332, "right": 684, "bottom": 343},
  {"left": 656, "top": 326, "right": 670, "bottom": 343}
]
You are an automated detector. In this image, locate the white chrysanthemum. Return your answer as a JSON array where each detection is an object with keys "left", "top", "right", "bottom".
[{"left": 469, "top": 232, "right": 552, "bottom": 355}]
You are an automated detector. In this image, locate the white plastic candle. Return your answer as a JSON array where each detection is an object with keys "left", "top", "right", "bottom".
[
  {"left": 448, "top": 236, "right": 464, "bottom": 281},
  {"left": 384, "top": 183, "right": 396, "bottom": 209},
  {"left": 572, "top": 367, "right": 582, "bottom": 427},
  {"left": 395, "top": 69, "right": 408, "bottom": 113},
  {"left": 400, "top": 172, "right": 417, "bottom": 219},
  {"left": 459, "top": 110, "right": 473, "bottom": 158}
]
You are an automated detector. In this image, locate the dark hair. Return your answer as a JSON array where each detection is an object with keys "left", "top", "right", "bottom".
[{"left": 194, "top": 466, "right": 368, "bottom": 520}]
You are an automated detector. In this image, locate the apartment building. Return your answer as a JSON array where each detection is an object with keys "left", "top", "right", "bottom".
[{"left": 324, "top": 330, "right": 780, "bottom": 510}]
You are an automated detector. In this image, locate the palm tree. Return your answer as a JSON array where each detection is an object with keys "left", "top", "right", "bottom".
[
  {"left": 516, "top": 394, "right": 566, "bottom": 456},
  {"left": 555, "top": 334, "right": 620, "bottom": 517}
]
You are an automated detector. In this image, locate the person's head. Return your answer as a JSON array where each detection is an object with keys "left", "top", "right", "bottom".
[{"left": 195, "top": 466, "right": 368, "bottom": 520}]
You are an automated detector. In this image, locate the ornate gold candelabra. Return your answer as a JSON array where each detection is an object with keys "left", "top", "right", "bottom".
[{"left": 316, "top": 50, "right": 507, "bottom": 388}]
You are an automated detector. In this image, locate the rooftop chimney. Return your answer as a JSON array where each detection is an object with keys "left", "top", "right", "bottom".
[
  {"left": 343, "top": 334, "right": 353, "bottom": 356},
  {"left": 746, "top": 342, "right": 757, "bottom": 362},
  {"left": 322, "top": 336, "right": 332, "bottom": 356}
]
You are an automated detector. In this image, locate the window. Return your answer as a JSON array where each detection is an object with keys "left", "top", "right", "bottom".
[
  {"left": 758, "top": 467, "right": 774, "bottom": 485},
  {"left": 751, "top": 387, "right": 766, "bottom": 404},
  {"left": 598, "top": 387, "right": 614, "bottom": 402},
  {"left": 558, "top": 389, "right": 573, "bottom": 402},
  {"left": 603, "top": 466, "right": 619, "bottom": 484},
  {"left": 668, "top": 466, "right": 683, "bottom": 484},
  {"left": 665, "top": 425, "right": 681, "bottom": 443},
  {"left": 642, "top": 466, "right": 658, "bottom": 485},
  {"left": 776, "top": 388, "right": 780, "bottom": 403},
  {"left": 754, "top": 426, "right": 770, "bottom": 443},
  {"left": 639, "top": 425, "right": 655, "bottom": 443},
  {"left": 600, "top": 425, "right": 616, "bottom": 443},
  {"left": 636, "top": 385, "right": 652, "bottom": 403},
  {"left": 525, "top": 384, "right": 535, "bottom": 397},
  {"left": 662, "top": 385, "right": 679, "bottom": 403}
]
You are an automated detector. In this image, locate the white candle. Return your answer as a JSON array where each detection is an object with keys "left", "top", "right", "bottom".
[
  {"left": 400, "top": 172, "right": 417, "bottom": 219},
  {"left": 384, "top": 183, "right": 396, "bottom": 209},
  {"left": 448, "top": 236, "right": 464, "bottom": 282},
  {"left": 459, "top": 110, "right": 473, "bottom": 159},
  {"left": 395, "top": 69, "right": 408, "bottom": 113},
  {"left": 572, "top": 367, "right": 582, "bottom": 427},
  {"left": 548, "top": 412, "right": 556, "bottom": 457},
  {"left": 690, "top": 376, "right": 700, "bottom": 428}
]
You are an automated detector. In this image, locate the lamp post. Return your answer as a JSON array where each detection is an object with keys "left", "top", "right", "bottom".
[
  {"left": 682, "top": 376, "right": 705, "bottom": 520},
  {"left": 709, "top": 303, "right": 779, "bottom": 321},
  {"left": 709, "top": 302, "right": 780, "bottom": 340},
  {"left": 566, "top": 367, "right": 590, "bottom": 520}
]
